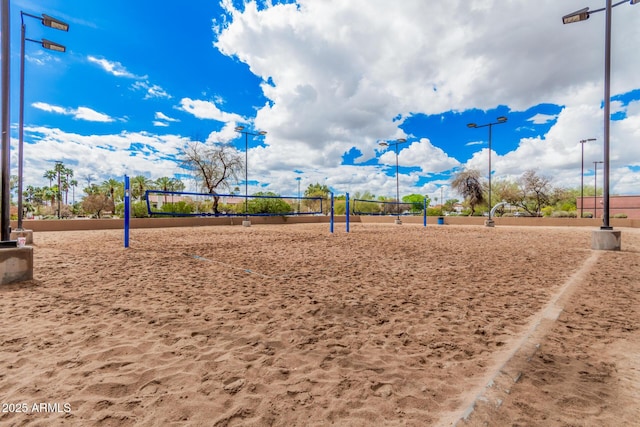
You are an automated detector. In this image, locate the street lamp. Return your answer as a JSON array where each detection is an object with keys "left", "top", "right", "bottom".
[
  {"left": 563, "top": 0, "right": 638, "bottom": 246},
  {"left": 17, "top": 11, "right": 68, "bottom": 231},
  {"left": 579, "top": 138, "right": 596, "bottom": 219},
  {"left": 378, "top": 138, "right": 408, "bottom": 224},
  {"left": 466, "top": 116, "right": 507, "bottom": 227},
  {"left": 593, "top": 160, "right": 604, "bottom": 218},
  {"left": 234, "top": 126, "right": 266, "bottom": 227}
]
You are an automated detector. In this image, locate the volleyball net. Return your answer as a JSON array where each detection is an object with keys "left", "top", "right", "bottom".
[
  {"left": 352, "top": 198, "right": 425, "bottom": 216},
  {"left": 144, "top": 190, "right": 325, "bottom": 217}
]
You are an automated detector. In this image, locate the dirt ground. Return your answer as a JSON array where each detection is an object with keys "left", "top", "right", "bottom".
[{"left": 0, "top": 223, "right": 638, "bottom": 426}]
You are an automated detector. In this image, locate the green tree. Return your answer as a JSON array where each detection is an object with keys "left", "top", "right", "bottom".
[
  {"left": 131, "top": 175, "right": 154, "bottom": 201},
  {"left": 154, "top": 176, "right": 185, "bottom": 203},
  {"left": 62, "top": 167, "right": 74, "bottom": 204},
  {"left": 352, "top": 191, "right": 380, "bottom": 214},
  {"left": 246, "top": 192, "right": 292, "bottom": 215},
  {"left": 100, "top": 178, "right": 123, "bottom": 203},
  {"left": 402, "top": 194, "right": 430, "bottom": 213},
  {"left": 443, "top": 198, "right": 458, "bottom": 213},
  {"left": 43, "top": 170, "right": 56, "bottom": 187},
  {"left": 69, "top": 179, "right": 78, "bottom": 205},
  {"left": 84, "top": 184, "right": 102, "bottom": 196},
  {"left": 451, "top": 169, "right": 484, "bottom": 216},
  {"left": 304, "top": 183, "right": 331, "bottom": 214},
  {"left": 155, "top": 176, "right": 174, "bottom": 203}
]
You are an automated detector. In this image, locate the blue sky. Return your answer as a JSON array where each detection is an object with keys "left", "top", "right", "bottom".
[{"left": 6, "top": 0, "right": 640, "bottom": 202}]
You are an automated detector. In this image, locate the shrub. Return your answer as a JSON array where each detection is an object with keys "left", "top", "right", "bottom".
[
  {"left": 247, "top": 194, "right": 292, "bottom": 215},
  {"left": 132, "top": 201, "right": 150, "bottom": 218},
  {"left": 161, "top": 201, "right": 194, "bottom": 215},
  {"left": 541, "top": 206, "right": 554, "bottom": 217},
  {"left": 551, "top": 210, "right": 576, "bottom": 218},
  {"left": 613, "top": 213, "right": 628, "bottom": 219}
]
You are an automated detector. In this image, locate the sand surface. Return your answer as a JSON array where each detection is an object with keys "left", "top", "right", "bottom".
[{"left": 0, "top": 223, "right": 638, "bottom": 426}]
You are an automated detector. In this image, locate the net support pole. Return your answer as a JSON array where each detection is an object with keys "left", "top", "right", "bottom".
[
  {"left": 346, "top": 192, "right": 350, "bottom": 233},
  {"left": 424, "top": 197, "right": 427, "bottom": 227},
  {"left": 124, "top": 175, "right": 130, "bottom": 248},
  {"left": 330, "top": 192, "right": 334, "bottom": 233}
]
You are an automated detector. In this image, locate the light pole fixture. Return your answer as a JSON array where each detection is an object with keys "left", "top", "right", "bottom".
[
  {"left": 378, "top": 138, "right": 408, "bottom": 224},
  {"left": 593, "top": 160, "right": 604, "bottom": 218},
  {"left": 467, "top": 116, "right": 507, "bottom": 227},
  {"left": 234, "top": 125, "right": 266, "bottom": 227},
  {"left": 579, "top": 138, "right": 596, "bottom": 219},
  {"left": 17, "top": 11, "right": 69, "bottom": 231},
  {"left": 563, "top": 0, "right": 638, "bottom": 243}
]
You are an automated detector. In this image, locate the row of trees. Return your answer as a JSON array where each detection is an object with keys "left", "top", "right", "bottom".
[
  {"left": 20, "top": 161, "right": 186, "bottom": 219},
  {"left": 451, "top": 168, "right": 602, "bottom": 217},
  {"left": 179, "top": 140, "right": 593, "bottom": 219},
  {"left": 12, "top": 137, "right": 601, "bottom": 220}
]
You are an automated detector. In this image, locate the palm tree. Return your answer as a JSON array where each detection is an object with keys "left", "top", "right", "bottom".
[
  {"left": 43, "top": 170, "right": 56, "bottom": 187},
  {"left": 84, "top": 184, "right": 101, "bottom": 196},
  {"left": 171, "top": 178, "right": 185, "bottom": 192},
  {"left": 451, "top": 169, "right": 484, "bottom": 216},
  {"left": 43, "top": 186, "right": 57, "bottom": 209},
  {"left": 155, "top": 176, "right": 176, "bottom": 204},
  {"left": 100, "top": 178, "right": 122, "bottom": 203},
  {"left": 69, "top": 179, "right": 78, "bottom": 205},
  {"left": 131, "top": 175, "right": 153, "bottom": 201},
  {"left": 53, "top": 162, "right": 67, "bottom": 218},
  {"left": 62, "top": 167, "right": 74, "bottom": 204}
]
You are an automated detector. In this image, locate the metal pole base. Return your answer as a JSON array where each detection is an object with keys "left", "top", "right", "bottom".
[
  {"left": 394, "top": 218, "right": 402, "bottom": 225},
  {"left": 242, "top": 220, "right": 252, "bottom": 227},
  {"left": 484, "top": 219, "right": 495, "bottom": 227}
]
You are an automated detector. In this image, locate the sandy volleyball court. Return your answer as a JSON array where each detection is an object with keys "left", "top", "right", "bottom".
[{"left": 1, "top": 223, "right": 638, "bottom": 426}]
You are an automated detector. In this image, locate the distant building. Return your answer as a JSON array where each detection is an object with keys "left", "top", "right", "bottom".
[{"left": 576, "top": 195, "right": 640, "bottom": 219}]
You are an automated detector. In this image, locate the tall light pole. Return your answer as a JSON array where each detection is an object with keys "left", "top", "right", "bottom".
[
  {"left": 1, "top": 0, "right": 11, "bottom": 244},
  {"left": 18, "top": 11, "right": 69, "bottom": 231},
  {"left": 593, "top": 160, "right": 604, "bottom": 218},
  {"left": 378, "top": 138, "right": 408, "bottom": 224},
  {"left": 563, "top": 0, "right": 638, "bottom": 248},
  {"left": 440, "top": 185, "right": 444, "bottom": 216},
  {"left": 234, "top": 126, "right": 266, "bottom": 227},
  {"left": 467, "top": 116, "right": 508, "bottom": 227},
  {"left": 579, "top": 138, "right": 596, "bottom": 219}
]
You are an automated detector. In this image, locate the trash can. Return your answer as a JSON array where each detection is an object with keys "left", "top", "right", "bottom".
[{"left": 437, "top": 216, "right": 444, "bottom": 225}]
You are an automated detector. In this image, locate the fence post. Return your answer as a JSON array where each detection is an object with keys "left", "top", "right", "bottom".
[
  {"left": 424, "top": 197, "right": 427, "bottom": 227},
  {"left": 346, "top": 192, "right": 350, "bottom": 233},
  {"left": 330, "top": 193, "right": 334, "bottom": 233},
  {"left": 124, "top": 175, "right": 130, "bottom": 248}
]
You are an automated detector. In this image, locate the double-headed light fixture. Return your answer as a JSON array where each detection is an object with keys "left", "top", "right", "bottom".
[
  {"left": 378, "top": 138, "right": 408, "bottom": 224},
  {"left": 17, "top": 11, "right": 69, "bottom": 232},
  {"left": 579, "top": 138, "right": 596, "bottom": 219},
  {"left": 466, "top": 116, "right": 507, "bottom": 226},
  {"left": 562, "top": 0, "right": 638, "bottom": 235},
  {"left": 234, "top": 126, "right": 267, "bottom": 227}
]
